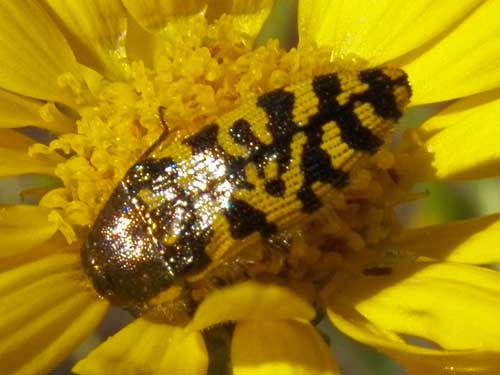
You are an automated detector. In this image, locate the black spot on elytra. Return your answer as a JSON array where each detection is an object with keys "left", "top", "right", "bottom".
[
  {"left": 297, "top": 110, "right": 349, "bottom": 212},
  {"left": 296, "top": 185, "right": 322, "bottom": 213},
  {"left": 257, "top": 90, "right": 297, "bottom": 176},
  {"left": 178, "top": 69, "right": 407, "bottom": 241},
  {"left": 358, "top": 69, "right": 402, "bottom": 119},
  {"left": 311, "top": 73, "right": 383, "bottom": 154},
  {"left": 265, "top": 179, "right": 285, "bottom": 197},
  {"left": 229, "top": 118, "right": 268, "bottom": 179},
  {"left": 255, "top": 86, "right": 352, "bottom": 213},
  {"left": 226, "top": 157, "right": 255, "bottom": 190},
  {"left": 224, "top": 198, "right": 277, "bottom": 239},
  {"left": 229, "top": 119, "right": 263, "bottom": 152},
  {"left": 336, "top": 110, "right": 383, "bottom": 152},
  {"left": 183, "top": 123, "right": 220, "bottom": 153},
  {"left": 301, "top": 126, "right": 349, "bottom": 188}
]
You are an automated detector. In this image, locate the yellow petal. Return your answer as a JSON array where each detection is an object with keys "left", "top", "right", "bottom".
[
  {"left": 124, "top": 0, "right": 273, "bottom": 37},
  {"left": 394, "top": 213, "right": 500, "bottom": 264},
  {"left": 205, "top": 0, "right": 275, "bottom": 37},
  {"left": 0, "top": 234, "right": 71, "bottom": 271},
  {"left": 0, "top": 89, "right": 43, "bottom": 127},
  {"left": 404, "top": 0, "right": 500, "bottom": 104},
  {"left": 0, "top": 147, "right": 57, "bottom": 177},
  {"left": 0, "top": 205, "right": 58, "bottom": 258},
  {"left": 190, "top": 281, "right": 315, "bottom": 331},
  {"left": 233, "top": 320, "right": 339, "bottom": 375},
  {"left": 0, "top": 253, "right": 108, "bottom": 375},
  {"left": 0, "top": 93, "right": 75, "bottom": 134},
  {"left": 327, "top": 305, "right": 500, "bottom": 374},
  {"left": 73, "top": 317, "right": 208, "bottom": 375},
  {"left": 40, "top": 0, "right": 128, "bottom": 80},
  {"left": 400, "top": 89, "right": 500, "bottom": 181},
  {"left": 0, "top": 129, "right": 36, "bottom": 150},
  {"left": 158, "top": 324, "right": 209, "bottom": 374},
  {"left": 122, "top": 0, "right": 206, "bottom": 32},
  {"left": 298, "top": 0, "right": 482, "bottom": 66},
  {"left": 0, "top": 129, "right": 63, "bottom": 177},
  {"left": 325, "top": 261, "right": 500, "bottom": 351},
  {"left": 0, "top": 1, "right": 81, "bottom": 104},
  {"left": 124, "top": 13, "right": 157, "bottom": 67}
]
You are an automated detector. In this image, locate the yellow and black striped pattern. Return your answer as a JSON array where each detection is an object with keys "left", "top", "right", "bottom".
[{"left": 82, "top": 67, "right": 411, "bottom": 310}]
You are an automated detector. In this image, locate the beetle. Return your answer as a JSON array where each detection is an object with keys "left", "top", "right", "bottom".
[{"left": 81, "top": 67, "right": 411, "bottom": 312}]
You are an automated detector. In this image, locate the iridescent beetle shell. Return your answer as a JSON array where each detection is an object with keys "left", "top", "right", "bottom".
[{"left": 82, "top": 67, "right": 411, "bottom": 312}]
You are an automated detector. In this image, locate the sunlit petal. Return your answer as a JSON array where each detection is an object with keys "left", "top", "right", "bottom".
[
  {"left": 124, "top": 12, "right": 158, "bottom": 67},
  {"left": 233, "top": 319, "right": 339, "bottom": 375},
  {"left": 394, "top": 213, "right": 500, "bottom": 264},
  {"left": 41, "top": 0, "right": 128, "bottom": 80},
  {"left": 298, "top": 0, "right": 481, "bottom": 66},
  {"left": 0, "top": 205, "right": 58, "bottom": 258},
  {"left": 0, "top": 129, "right": 36, "bottom": 151},
  {"left": 327, "top": 305, "right": 500, "bottom": 375},
  {"left": 73, "top": 316, "right": 207, "bottom": 375},
  {"left": 404, "top": 0, "right": 500, "bottom": 104},
  {"left": 0, "top": 130, "right": 62, "bottom": 177},
  {"left": 190, "top": 281, "right": 315, "bottom": 331},
  {"left": 0, "top": 130, "right": 65, "bottom": 190},
  {"left": 0, "top": 1, "right": 81, "bottom": 104},
  {"left": 122, "top": 0, "right": 206, "bottom": 32},
  {"left": 0, "top": 148, "right": 55, "bottom": 177},
  {"left": 205, "top": 0, "right": 275, "bottom": 37},
  {"left": 0, "top": 253, "right": 108, "bottom": 375},
  {"left": 0, "top": 89, "right": 43, "bottom": 127},
  {"left": 399, "top": 89, "right": 500, "bottom": 181},
  {"left": 325, "top": 261, "right": 500, "bottom": 350},
  {"left": 0, "top": 90, "right": 76, "bottom": 134},
  {"left": 124, "top": 0, "right": 273, "bottom": 38},
  {"left": 158, "top": 323, "right": 209, "bottom": 374}
]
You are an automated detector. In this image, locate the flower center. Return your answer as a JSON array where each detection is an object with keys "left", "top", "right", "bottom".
[{"left": 34, "top": 14, "right": 409, "bottom": 319}]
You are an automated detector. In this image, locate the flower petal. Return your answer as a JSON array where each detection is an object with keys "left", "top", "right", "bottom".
[
  {"left": 399, "top": 89, "right": 500, "bottom": 181},
  {"left": 298, "top": 0, "right": 481, "bottom": 66},
  {"left": 122, "top": 0, "right": 206, "bottom": 32},
  {"left": 0, "top": 253, "right": 108, "bottom": 374},
  {"left": 0, "top": 148, "right": 56, "bottom": 177},
  {"left": 232, "top": 319, "right": 339, "bottom": 375},
  {"left": 205, "top": 0, "right": 275, "bottom": 37},
  {"left": 0, "top": 205, "right": 58, "bottom": 258},
  {"left": 0, "top": 91, "right": 76, "bottom": 133},
  {"left": 41, "top": 0, "right": 128, "bottom": 80},
  {"left": 0, "top": 89, "right": 43, "bottom": 127},
  {"left": 0, "top": 129, "right": 62, "bottom": 177},
  {"left": 404, "top": 0, "right": 500, "bottom": 104},
  {"left": 0, "top": 147, "right": 55, "bottom": 176},
  {"left": 0, "top": 129, "right": 35, "bottom": 150},
  {"left": 325, "top": 261, "right": 500, "bottom": 350},
  {"left": 394, "top": 213, "right": 500, "bottom": 264},
  {"left": 73, "top": 317, "right": 207, "bottom": 375},
  {"left": 190, "top": 281, "right": 315, "bottom": 331},
  {"left": 0, "top": 1, "right": 81, "bottom": 104},
  {"left": 124, "top": 12, "right": 157, "bottom": 67},
  {"left": 123, "top": 0, "right": 273, "bottom": 37},
  {"left": 158, "top": 324, "right": 209, "bottom": 374},
  {"left": 327, "top": 305, "right": 500, "bottom": 374},
  {"left": 0, "top": 234, "right": 70, "bottom": 272}
]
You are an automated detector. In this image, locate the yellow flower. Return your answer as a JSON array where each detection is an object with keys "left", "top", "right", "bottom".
[{"left": 1, "top": 0, "right": 500, "bottom": 374}]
